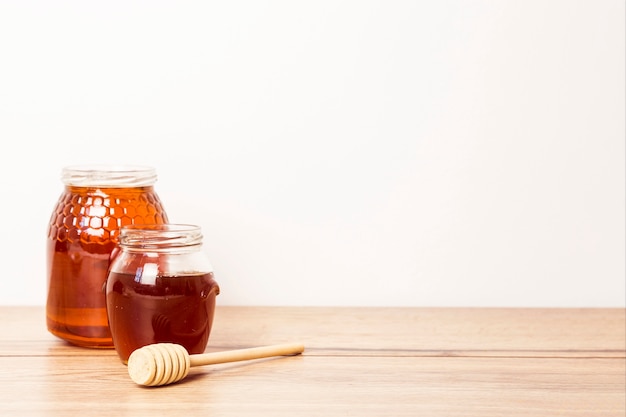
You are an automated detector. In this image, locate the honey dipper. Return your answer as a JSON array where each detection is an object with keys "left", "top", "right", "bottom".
[{"left": 127, "top": 342, "right": 305, "bottom": 387}]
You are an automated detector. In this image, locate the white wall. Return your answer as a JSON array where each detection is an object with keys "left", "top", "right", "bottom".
[{"left": 0, "top": 0, "right": 623, "bottom": 307}]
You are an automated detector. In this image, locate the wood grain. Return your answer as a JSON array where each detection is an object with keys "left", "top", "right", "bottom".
[{"left": 0, "top": 306, "right": 624, "bottom": 416}]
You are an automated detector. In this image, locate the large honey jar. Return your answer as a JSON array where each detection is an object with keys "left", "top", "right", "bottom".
[
  {"left": 46, "top": 165, "right": 169, "bottom": 348},
  {"left": 106, "top": 224, "right": 220, "bottom": 363}
]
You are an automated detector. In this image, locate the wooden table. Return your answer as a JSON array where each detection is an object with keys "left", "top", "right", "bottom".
[{"left": 0, "top": 306, "right": 624, "bottom": 416}]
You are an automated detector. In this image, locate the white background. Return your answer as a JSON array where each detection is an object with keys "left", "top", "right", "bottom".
[{"left": 0, "top": 1, "right": 624, "bottom": 307}]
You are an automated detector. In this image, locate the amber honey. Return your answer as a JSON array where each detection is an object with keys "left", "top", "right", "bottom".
[
  {"left": 46, "top": 167, "right": 168, "bottom": 348},
  {"left": 106, "top": 271, "right": 219, "bottom": 363}
]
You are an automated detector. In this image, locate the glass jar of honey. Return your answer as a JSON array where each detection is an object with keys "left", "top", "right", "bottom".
[
  {"left": 46, "top": 165, "right": 169, "bottom": 348},
  {"left": 105, "top": 224, "right": 220, "bottom": 363}
]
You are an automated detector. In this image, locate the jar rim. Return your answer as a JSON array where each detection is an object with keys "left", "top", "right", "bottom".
[
  {"left": 61, "top": 165, "right": 157, "bottom": 187},
  {"left": 119, "top": 224, "right": 203, "bottom": 248}
]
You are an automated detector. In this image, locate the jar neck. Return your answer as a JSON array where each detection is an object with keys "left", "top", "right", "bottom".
[
  {"left": 119, "top": 224, "right": 203, "bottom": 252},
  {"left": 62, "top": 165, "right": 157, "bottom": 188}
]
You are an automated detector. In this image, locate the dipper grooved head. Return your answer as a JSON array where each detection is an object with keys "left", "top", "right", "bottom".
[{"left": 128, "top": 343, "right": 190, "bottom": 386}]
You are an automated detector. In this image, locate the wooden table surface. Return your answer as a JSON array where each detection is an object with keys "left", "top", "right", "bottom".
[{"left": 0, "top": 306, "right": 624, "bottom": 416}]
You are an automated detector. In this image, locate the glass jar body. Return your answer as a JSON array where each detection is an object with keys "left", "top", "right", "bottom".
[
  {"left": 46, "top": 166, "right": 168, "bottom": 348},
  {"left": 105, "top": 224, "right": 220, "bottom": 363}
]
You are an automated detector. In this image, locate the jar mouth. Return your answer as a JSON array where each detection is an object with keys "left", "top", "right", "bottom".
[
  {"left": 119, "top": 224, "right": 203, "bottom": 248},
  {"left": 62, "top": 165, "right": 157, "bottom": 187}
]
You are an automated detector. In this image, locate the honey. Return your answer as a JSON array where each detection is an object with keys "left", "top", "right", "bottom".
[
  {"left": 46, "top": 166, "right": 168, "bottom": 348},
  {"left": 106, "top": 271, "right": 219, "bottom": 363}
]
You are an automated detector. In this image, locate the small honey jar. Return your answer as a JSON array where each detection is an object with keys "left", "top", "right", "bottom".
[{"left": 105, "top": 224, "right": 220, "bottom": 363}]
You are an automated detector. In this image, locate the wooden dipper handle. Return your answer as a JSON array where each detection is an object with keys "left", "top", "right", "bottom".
[
  {"left": 189, "top": 343, "right": 305, "bottom": 367},
  {"left": 128, "top": 343, "right": 304, "bottom": 387}
]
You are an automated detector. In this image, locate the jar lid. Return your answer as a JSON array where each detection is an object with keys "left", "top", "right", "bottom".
[{"left": 62, "top": 165, "right": 158, "bottom": 187}]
